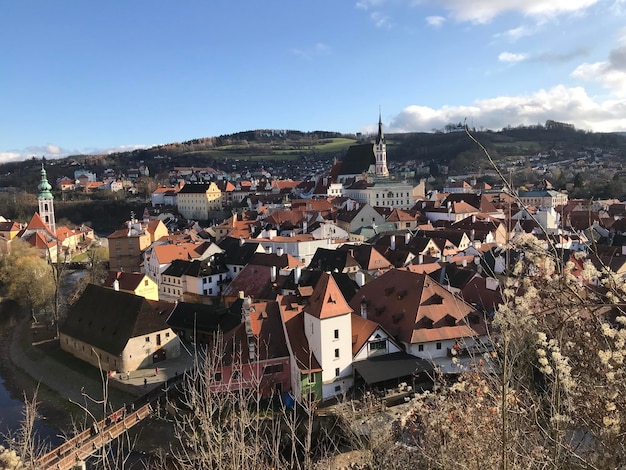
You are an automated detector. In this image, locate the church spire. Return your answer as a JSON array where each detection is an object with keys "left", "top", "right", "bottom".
[
  {"left": 376, "top": 106, "right": 384, "bottom": 145},
  {"left": 374, "top": 108, "right": 389, "bottom": 177},
  {"left": 37, "top": 163, "right": 56, "bottom": 234}
]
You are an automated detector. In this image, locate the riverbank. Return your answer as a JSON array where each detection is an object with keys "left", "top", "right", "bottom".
[{"left": 0, "top": 302, "right": 184, "bottom": 458}]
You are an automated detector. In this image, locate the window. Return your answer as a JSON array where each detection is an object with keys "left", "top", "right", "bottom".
[
  {"left": 144, "top": 280, "right": 149, "bottom": 286},
  {"left": 165, "top": 332, "right": 170, "bottom": 338},
  {"left": 418, "top": 344, "right": 424, "bottom": 352},
  {"left": 369, "top": 340, "right": 386, "bottom": 351},
  {"left": 436, "top": 342, "right": 442, "bottom": 350},
  {"left": 335, "top": 368, "right": 340, "bottom": 377},
  {"left": 335, "top": 385, "right": 341, "bottom": 392},
  {"left": 334, "top": 329, "right": 339, "bottom": 339},
  {"left": 264, "top": 364, "right": 284, "bottom": 375},
  {"left": 334, "top": 348, "right": 340, "bottom": 358},
  {"left": 145, "top": 336, "right": 150, "bottom": 342},
  {"left": 232, "top": 370, "right": 240, "bottom": 379},
  {"left": 308, "top": 373, "right": 316, "bottom": 383},
  {"left": 214, "top": 372, "right": 222, "bottom": 381}
]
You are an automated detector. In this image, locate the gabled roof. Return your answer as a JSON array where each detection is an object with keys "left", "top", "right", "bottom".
[
  {"left": 277, "top": 295, "right": 322, "bottom": 373},
  {"left": 103, "top": 271, "right": 151, "bottom": 292},
  {"left": 249, "top": 252, "right": 304, "bottom": 269},
  {"left": 349, "top": 269, "right": 483, "bottom": 345},
  {"left": 152, "top": 242, "right": 208, "bottom": 265},
  {"left": 350, "top": 314, "right": 379, "bottom": 356},
  {"left": 281, "top": 269, "right": 360, "bottom": 303},
  {"left": 303, "top": 272, "right": 353, "bottom": 320},
  {"left": 218, "top": 237, "right": 261, "bottom": 265},
  {"left": 308, "top": 248, "right": 359, "bottom": 272},
  {"left": 166, "top": 301, "right": 241, "bottom": 335},
  {"left": 339, "top": 144, "right": 375, "bottom": 175},
  {"left": 336, "top": 244, "right": 391, "bottom": 271},
  {"left": 222, "top": 264, "right": 276, "bottom": 300},
  {"left": 61, "top": 284, "right": 174, "bottom": 356},
  {"left": 26, "top": 212, "right": 55, "bottom": 236}
]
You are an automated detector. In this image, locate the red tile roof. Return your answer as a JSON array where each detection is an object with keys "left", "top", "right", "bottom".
[{"left": 303, "top": 272, "right": 353, "bottom": 319}]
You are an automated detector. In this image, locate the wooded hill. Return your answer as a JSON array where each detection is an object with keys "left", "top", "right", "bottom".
[{"left": 3, "top": 124, "right": 626, "bottom": 190}]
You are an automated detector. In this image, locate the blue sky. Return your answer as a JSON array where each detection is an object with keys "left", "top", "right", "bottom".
[{"left": 1, "top": 0, "right": 626, "bottom": 163}]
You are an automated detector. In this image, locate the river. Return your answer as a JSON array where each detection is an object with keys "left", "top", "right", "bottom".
[{"left": 0, "top": 301, "right": 61, "bottom": 449}]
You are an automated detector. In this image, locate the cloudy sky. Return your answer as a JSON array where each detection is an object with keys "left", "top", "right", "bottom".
[{"left": 1, "top": 0, "right": 625, "bottom": 163}]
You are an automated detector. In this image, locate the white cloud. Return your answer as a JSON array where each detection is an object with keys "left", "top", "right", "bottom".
[
  {"left": 370, "top": 11, "right": 392, "bottom": 28},
  {"left": 0, "top": 144, "right": 150, "bottom": 165},
  {"left": 385, "top": 85, "right": 626, "bottom": 133},
  {"left": 495, "top": 25, "right": 535, "bottom": 41},
  {"left": 355, "top": 0, "right": 386, "bottom": 10},
  {"left": 498, "top": 51, "right": 528, "bottom": 62},
  {"left": 292, "top": 42, "right": 332, "bottom": 60},
  {"left": 572, "top": 45, "right": 626, "bottom": 97},
  {"left": 439, "top": 0, "right": 599, "bottom": 24},
  {"left": 426, "top": 15, "right": 446, "bottom": 27}
]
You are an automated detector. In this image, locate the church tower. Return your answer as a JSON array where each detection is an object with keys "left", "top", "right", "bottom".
[
  {"left": 374, "top": 110, "right": 389, "bottom": 177},
  {"left": 37, "top": 163, "right": 56, "bottom": 234}
]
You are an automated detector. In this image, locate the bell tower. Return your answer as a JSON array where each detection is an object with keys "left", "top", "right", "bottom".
[
  {"left": 37, "top": 163, "right": 56, "bottom": 234},
  {"left": 374, "top": 109, "right": 389, "bottom": 177}
]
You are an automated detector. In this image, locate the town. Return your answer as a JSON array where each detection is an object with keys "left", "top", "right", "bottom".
[{"left": 1, "top": 119, "right": 626, "bottom": 469}]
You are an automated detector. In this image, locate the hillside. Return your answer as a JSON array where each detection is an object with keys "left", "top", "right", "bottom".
[{"left": 3, "top": 124, "right": 626, "bottom": 191}]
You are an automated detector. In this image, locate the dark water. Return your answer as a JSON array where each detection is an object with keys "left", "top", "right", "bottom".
[{"left": 0, "top": 303, "right": 62, "bottom": 448}]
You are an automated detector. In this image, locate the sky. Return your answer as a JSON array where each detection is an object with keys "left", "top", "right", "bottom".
[{"left": 1, "top": 0, "right": 626, "bottom": 164}]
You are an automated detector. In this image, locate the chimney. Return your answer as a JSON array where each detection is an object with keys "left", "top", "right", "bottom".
[
  {"left": 239, "top": 236, "right": 245, "bottom": 246},
  {"left": 294, "top": 265, "right": 302, "bottom": 285},
  {"left": 486, "top": 277, "right": 499, "bottom": 291},
  {"left": 303, "top": 221, "right": 308, "bottom": 234},
  {"left": 418, "top": 254, "right": 424, "bottom": 264},
  {"left": 356, "top": 271, "right": 365, "bottom": 287},
  {"left": 472, "top": 215, "right": 476, "bottom": 223},
  {"left": 238, "top": 290, "right": 245, "bottom": 299},
  {"left": 360, "top": 296, "right": 368, "bottom": 319},
  {"left": 113, "top": 279, "right": 119, "bottom": 291},
  {"left": 271, "top": 265, "right": 277, "bottom": 282},
  {"left": 277, "top": 247, "right": 284, "bottom": 256},
  {"left": 266, "top": 246, "right": 273, "bottom": 254},
  {"left": 462, "top": 259, "right": 467, "bottom": 267},
  {"left": 390, "top": 235, "right": 396, "bottom": 251},
  {"left": 405, "top": 232, "right": 411, "bottom": 244}
]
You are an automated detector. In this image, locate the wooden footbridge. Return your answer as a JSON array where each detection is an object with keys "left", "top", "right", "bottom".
[
  {"left": 36, "top": 402, "right": 152, "bottom": 470},
  {"left": 36, "top": 373, "right": 184, "bottom": 470}
]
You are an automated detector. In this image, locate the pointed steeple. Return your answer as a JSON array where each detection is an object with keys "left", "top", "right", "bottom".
[
  {"left": 374, "top": 108, "right": 389, "bottom": 177},
  {"left": 376, "top": 106, "right": 384, "bottom": 145},
  {"left": 37, "top": 163, "right": 56, "bottom": 234}
]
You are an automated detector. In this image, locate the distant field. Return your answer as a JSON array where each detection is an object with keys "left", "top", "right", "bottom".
[{"left": 178, "top": 137, "right": 356, "bottom": 161}]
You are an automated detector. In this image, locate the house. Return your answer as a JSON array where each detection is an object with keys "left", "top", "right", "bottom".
[
  {"left": 103, "top": 271, "right": 159, "bottom": 301},
  {"left": 107, "top": 218, "right": 168, "bottom": 273},
  {"left": 277, "top": 272, "right": 354, "bottom": 400},
  {"left": 0, "top": 218, "right": 21, "bottom": 254},
  {"left": 160, "top": 257, "right": 230, "bottom": 302},
  {"left": 222, "top": 264, "right": 278, "bottom": 306},
  {"left": 349, "top": 269, "right": 489, "bottom": 372},
  {"left": 143, "top": 240, "right": 214, "bottom": 289},
  {"left": 218, "top": 237, "right": 264, "bottom": 278},
  {"left": 176, "top": 182, "right": 222, "bottom": 220},
  {"left": 212, "top": 298, "right": 291, "bottom": 397},
  {"left": 336, "top": 204, "right": 386, "bottom": 234},
  {"left": 60, "top": 284, "right": 180, "bottom": 372},
  {"left": 166, "top": 300, "right": 242, "bottom": 345}
]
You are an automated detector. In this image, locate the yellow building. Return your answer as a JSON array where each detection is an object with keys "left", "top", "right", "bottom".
[
  {"left": 176, "top": 182, "right": 222, "bottom": 220},
  {"left": 107, "top": 219, "right": 168, "bottom": 273},
  {"left": 103, "top": 271, "right": 159, "bottom": 301}
]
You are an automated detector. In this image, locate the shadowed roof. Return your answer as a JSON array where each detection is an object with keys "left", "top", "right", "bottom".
[{"left": 61, "top": 284, "right": 174, "bottom": 356}]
